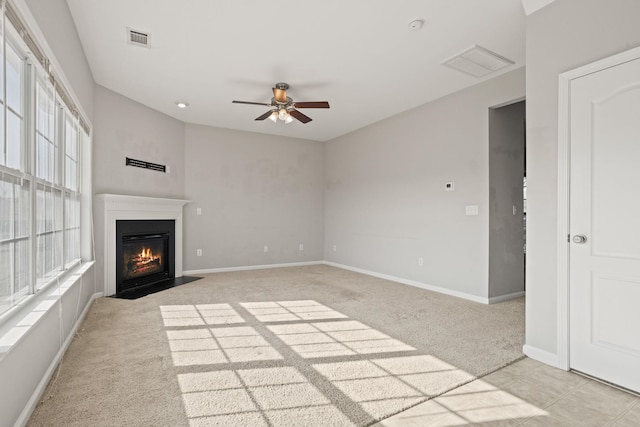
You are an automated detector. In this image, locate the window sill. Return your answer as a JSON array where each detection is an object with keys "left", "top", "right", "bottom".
[
  {"left": 0, "top": 261, "right": 96, "bottom": 362},
  {"left": 35, "top": 258, "right": 83, "bottom": 292}
]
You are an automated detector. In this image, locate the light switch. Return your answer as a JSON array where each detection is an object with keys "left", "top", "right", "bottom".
[
  {"left": 465, "top": 205, "right": 479, "bottom": 216},
  {"left": 196, "top": 208, "right": 202, "bottom": 215}
]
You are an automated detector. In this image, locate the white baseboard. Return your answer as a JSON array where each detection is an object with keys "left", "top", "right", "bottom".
[
  {"left": 488, "top": 291, "right": 526, "bottom": 304},
  {"left": 523, "top": 344, "right": 563, "bottom": 369},
  {"left": 323, "top": 261, "right": 490, "bottom": 304},
  {"left": 183, "top": 261, "right": 325, "bottom": 276},
  {"left": 14, "top": 291, "right": 101, "bottom": 427},
  {"left": 186, "top": 260, "right": 524, "bottom": 306}
]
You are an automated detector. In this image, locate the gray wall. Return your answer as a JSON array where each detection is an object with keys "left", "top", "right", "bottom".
[
  {"left": 489, "top": 101, "right": 525, "bottom": 298},
  {"left": 525, "top": 0, "right": 640, "bottom": 359},
  {"left": 324, "top": 68, "right": 525, "bottom": 300},
  {"left": 24, "top": 0, "right": 94, "bottom": 121},
  {"left": 93, "top": 85, "right": 186, "bottom": 199},
  {"left": 92, "top": 85, "right": 186, "bottom": 292},
  {"left": 184, "top": 125, "right": 324, "bottom": 271}
]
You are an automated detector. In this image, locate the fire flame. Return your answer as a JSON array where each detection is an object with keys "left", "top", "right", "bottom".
[{"left": 136, "top": 247, "right": 161, "bottom": 264}]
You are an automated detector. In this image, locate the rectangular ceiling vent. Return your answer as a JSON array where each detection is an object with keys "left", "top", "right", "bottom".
[
  {"left": 127, "top": 28, "right": 150, "bottom": 48},
  {"left": 442, "top": 45, "right": 514, "bottom": 78}
]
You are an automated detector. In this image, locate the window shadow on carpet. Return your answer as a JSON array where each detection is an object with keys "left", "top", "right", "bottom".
[{"left": 159, "top": 300, "right": 546, "bottom": 426}]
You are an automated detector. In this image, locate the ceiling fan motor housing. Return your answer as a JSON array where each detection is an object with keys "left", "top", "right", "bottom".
[{"left": 272, "top": 96, "right": 293, "bottom": 106}]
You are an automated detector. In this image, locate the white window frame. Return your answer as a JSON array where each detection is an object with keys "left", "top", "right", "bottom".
[{"left": 0, "top": 12, "right": 86, "bottom": 315}]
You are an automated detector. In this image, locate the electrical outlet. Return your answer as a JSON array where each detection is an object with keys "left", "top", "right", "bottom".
[
  {"left": 196, "top": 249, "right": 202, "bottom": 257},
  {"left": 299, "top": 243, "right": 304, "bottom": 251},
  {"left": 332, "top": 245, "right": 337, "bottom": 252},
  {"left": 263, "top": 246, "right": 269, "bottom": 253},
  {"left": 418, "top": 257, "right": 424, "bottom": 266},
  {"left": 196, "top": 207, "right": 202, "bottom": 215},
  {"left": 465, "top": 205, "right": 479, "bottom": 216},
  {"left": 445, "top": 181, "right": 455, "bottom": 191}
]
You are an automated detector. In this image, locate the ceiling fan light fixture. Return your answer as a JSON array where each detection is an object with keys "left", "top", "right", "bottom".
[{"left": 233, "top": 82, "right": 330, "bottom": 125}]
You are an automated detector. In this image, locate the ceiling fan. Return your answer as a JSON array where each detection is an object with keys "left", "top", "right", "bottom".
[{"left": 232, "top": 83, "right": 330, "bottom": 124}]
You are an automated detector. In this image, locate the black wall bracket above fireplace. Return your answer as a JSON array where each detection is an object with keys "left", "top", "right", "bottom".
[{"left": 116, "top": 220, "right": 175, "bottom": 294}]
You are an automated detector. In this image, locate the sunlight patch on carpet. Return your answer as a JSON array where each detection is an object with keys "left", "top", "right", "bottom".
[
  {"left": 268, "top": 319, "right": 416, "bottom": 358},
  {"left": 178, "top": 367, "right": 355, "bottom": 427},
  {"left": 240, "top": 300, "right": 348, "bottom": 322},
  {"left": 377, "top": 378, "right": 549, "bottom": 426},
  {"left": 160, "top": 300, "right": 539, "bottom": 426},
  {"left": 160, "top": 303, "right": 245, "bottom": 326},
  {"left": 167, "top": 325, "right": 283, "bottom": 366}
]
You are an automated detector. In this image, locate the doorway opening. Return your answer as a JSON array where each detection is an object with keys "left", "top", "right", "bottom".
[{"left": 488, "top": 100, "right": 526, "bottom": 301}]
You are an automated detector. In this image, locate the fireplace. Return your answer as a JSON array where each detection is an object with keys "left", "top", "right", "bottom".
[
  {"left": 116, "top": 220, "right": 175, "bottom": 293},
  {"left": 96, "top": 194, "right": 189, "bottom": 296}
]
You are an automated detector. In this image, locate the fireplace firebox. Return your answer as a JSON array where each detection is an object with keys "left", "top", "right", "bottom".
[{"left": 116, "top": 220, "right": 175, "bottom": 293}]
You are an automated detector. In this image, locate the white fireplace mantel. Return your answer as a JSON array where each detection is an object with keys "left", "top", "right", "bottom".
[{"left": 95, "top": 194, "right": 190, "bottom": 296}]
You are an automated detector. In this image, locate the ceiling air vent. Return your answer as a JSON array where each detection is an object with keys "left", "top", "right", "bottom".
[
  {"left": 442, "top": 45, "right": 514, "bottom": 78},
  {"left": 127, "top": 28, "right": 150, "bottom": 48}
]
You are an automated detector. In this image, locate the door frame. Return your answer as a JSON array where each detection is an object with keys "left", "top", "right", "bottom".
[{"left": 556, "top": 45, "right": 640, "bottom": 371}]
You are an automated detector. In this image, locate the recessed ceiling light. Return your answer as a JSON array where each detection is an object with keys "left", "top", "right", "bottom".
[
  {"left": 408, "top": 19, "right": 424, "bottom": 31},
  {"left": 175, "top": 102, "right": 188, "bottom": 109}
]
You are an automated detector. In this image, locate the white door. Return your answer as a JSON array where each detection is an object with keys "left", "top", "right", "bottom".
[{"left": 569, "top": 55, "right": 640, "bottom": 392}]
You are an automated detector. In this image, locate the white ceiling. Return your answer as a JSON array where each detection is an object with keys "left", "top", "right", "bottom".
[{"left": 66, "top": 0, "right": 526, "bottom": 142}]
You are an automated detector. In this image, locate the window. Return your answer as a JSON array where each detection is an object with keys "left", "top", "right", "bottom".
[
  {"left": 64, "top": 114, "right": 79, "bottom": 190},
  {"left": 1, "top": 38, "right": 24, "bottom": 171},
  {"left": 35, "top": 184, "right": 63, "bottom": 288},
  {"left": 64, "top": 191, "right": 80, "bottom": 266},
  {"left": 0, "top": 173, "right": 30, "bottom": 313},
  {"left": 63, "top": 114, "right": 81, "bottom": 268},
  {"left": 0, "top": 12, "right": 90, "bottom": 316},
  {"left": 35, "top": 80, "right": 56, "bottom": 182}
]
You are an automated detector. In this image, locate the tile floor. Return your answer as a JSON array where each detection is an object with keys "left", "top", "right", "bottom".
[{"left": 377, "top": 357, "right": 640, "bottom": 426}]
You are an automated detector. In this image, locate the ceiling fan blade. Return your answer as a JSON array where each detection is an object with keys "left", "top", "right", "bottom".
[
  {"left": 255, "top": 111, "right": 274, "bottom": 121},
  {"left": 232, "top": 100, "right": 271, "bottom": 106},
  {"left": 293, "top": 101, "right": 330, "bottom": 109},
  {"left": 289, "top": 109, "right": 312, "bottom": 124},
  {"left": 273, "top": 87, "right": 287, "bottom": 103}
]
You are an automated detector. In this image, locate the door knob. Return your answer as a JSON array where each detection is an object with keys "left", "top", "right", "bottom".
[{"left": 572, "top": 234, "right": 587, "bottom": 244}]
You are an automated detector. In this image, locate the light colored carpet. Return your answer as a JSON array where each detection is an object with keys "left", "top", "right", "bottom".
[{"left": 27, "top": 265, "right": 524, "bottom": 426}]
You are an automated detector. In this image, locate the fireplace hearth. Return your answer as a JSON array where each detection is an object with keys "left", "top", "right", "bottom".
[{"left": 116, "top": 220, "right": 175, "bottom": 293}]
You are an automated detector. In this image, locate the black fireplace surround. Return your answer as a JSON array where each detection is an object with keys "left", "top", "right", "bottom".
[{"left": 116, "top": 220, "right": 175, "bottom": 293}]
